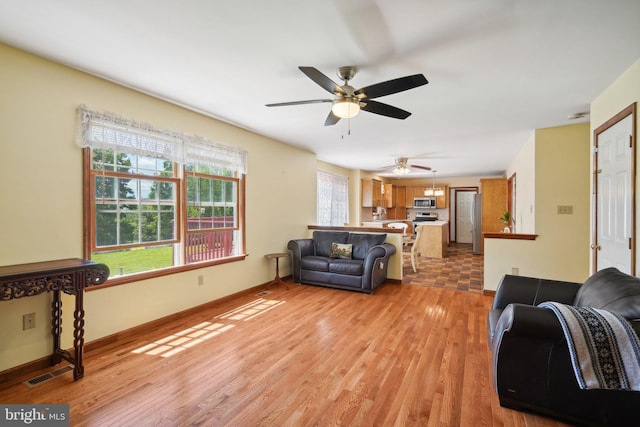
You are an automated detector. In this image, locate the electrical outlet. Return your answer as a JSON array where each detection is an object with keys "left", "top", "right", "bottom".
[
  {"left": 511, "top": 267, "right": 519, "bottom": 276},
  {"left": 197, "top": 275, "right": 204, "bottom": 286},
  {"left": 23, "top": 313, "right": 36, "bottom": 330},
  {"left": 557, "top": 205, "right": 573, "bottom": 214}
]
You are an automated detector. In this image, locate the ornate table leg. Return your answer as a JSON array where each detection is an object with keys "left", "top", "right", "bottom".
[
  {"left": 73, "top": 290, "right": 85, "bottom": 380},
  {"left": 50, "top": 290, "right": 62, "bottom": 366}
]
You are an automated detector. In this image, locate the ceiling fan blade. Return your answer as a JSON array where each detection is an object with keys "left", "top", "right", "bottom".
[
  {"left": 355, "top": 74, "right": 428, "bottom": 99},
  {"left": 324, "top": 111, "right": 340, "bottom": 126},
  {"left": 361, "top": 100, "right": 411, "bottom": 119},
  {"left": 266, "top": 99, "right": 332, "bottom": 107},
  {"left": 410, "top": 164, "right": 432, "bottom": 171},
  {"left": 299, "top": 66, "right": 347, "bottom": 96}
]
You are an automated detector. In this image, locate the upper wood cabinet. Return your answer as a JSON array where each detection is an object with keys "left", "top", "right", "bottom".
[
  {"left": 435, "top": 186, "right": 448, "bottom": 209},
  {"left": 382, "top": 184, "right": 408, "bottom": 208},
  {"left": 362, "top": 179, "right": 383, "bottom": 207},
  {"left": 383, "top": 184, "right": 394, "bottom": 208},
  {"left": 395, "top": 186, "right": 406, "bottom": 208},
  {"left": 480, "top": 178, "right": 507, "bottom": 233}
]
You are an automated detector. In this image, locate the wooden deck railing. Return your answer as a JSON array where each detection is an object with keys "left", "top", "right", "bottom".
[{"left": 185, "top": 230, "right": 234, "bottom": 262}]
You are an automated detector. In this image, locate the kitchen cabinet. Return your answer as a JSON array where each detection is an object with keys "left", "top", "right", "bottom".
[
  {"left": 382, "top": 184, "right": 407, "bottom": 208},
  {"left": 395, "top": 186, "right": 406, "bottom": 208},
  {"left": 361, "top": 179, "right": 383, "bottom": 207},
  {"left": 435, "top": 186, "right": 448, "bottom": 209},
  {"left": 480, "top": 178, "right": 507, "bottom": 233},
  {"left": 383, "top": 184, "right": 394, "bottom": 208},
  {"left": 385, "top": 185, "right": 407, "bottom": 219}
]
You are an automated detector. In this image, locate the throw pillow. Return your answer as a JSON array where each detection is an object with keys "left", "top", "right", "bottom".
[
  {"left": 331, "top": 242, "right": 353, "bottom": 259},
  {"left": 313, "top": 231, "right": 350, "bottom": 257}
]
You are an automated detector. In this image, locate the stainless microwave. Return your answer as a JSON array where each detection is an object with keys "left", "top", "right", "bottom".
[{"left": 414, "top": 197, "right": 436, "bottom": 208}]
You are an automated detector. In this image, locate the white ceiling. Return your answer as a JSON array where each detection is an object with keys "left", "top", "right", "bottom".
[{"left": 1, "top": 0, "right": 639, "bottom": 178}]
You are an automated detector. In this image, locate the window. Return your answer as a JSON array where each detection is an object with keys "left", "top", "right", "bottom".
[
  {"left": 317, "top": 171, "right": 349, "bottom": 226},
  {"left": 77, "top": 106, "right": 247, "bottom": 282}
]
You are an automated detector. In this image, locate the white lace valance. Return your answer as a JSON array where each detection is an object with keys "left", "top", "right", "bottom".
[{"left": 76, "top": 105, "right": 247, "bottom": 174}]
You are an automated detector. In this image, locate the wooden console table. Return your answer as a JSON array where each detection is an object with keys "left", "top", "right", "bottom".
[{"left": 0, "top": 258, "right": 109, "bottom": 380}]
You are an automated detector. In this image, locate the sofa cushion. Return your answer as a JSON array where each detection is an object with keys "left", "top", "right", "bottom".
[
  {"left": 574, "top": 267, "right": 640, "bottom": 319},
  {"left": 331, "top": 242, "right": 353, "bottom": 259},
  {"left": 300, "top": 256, "right": 331, "bottom": 272},
  {"left": 313, "top": 231, "right": 350, "bottom": 257},
  {"left": 329, "top": 259, "right": 364, "bottom": 276},
  {"left": 347, "top": 233, "right": 387, "bottom": 260}
]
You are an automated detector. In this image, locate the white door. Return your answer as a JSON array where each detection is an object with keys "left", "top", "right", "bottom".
[
  {"left": 456, "top": 191, "right": 475, "bottom": 243},
  {"left": 596, "top": 113, "right": 633, "bottom": 274}
]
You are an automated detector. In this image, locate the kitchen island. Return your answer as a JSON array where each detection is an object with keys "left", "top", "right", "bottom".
[{"left": 416, "top": 221, "right": 449, "bottom": 258}]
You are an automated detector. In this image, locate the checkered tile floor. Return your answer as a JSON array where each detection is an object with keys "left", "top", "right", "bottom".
[{"left": 402, "top": 243, "right": 483, "bottom": 292}]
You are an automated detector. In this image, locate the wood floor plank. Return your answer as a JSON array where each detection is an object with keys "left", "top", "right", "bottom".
[{"left": 0, "top": 250, "right": 573, "bottom": 426}]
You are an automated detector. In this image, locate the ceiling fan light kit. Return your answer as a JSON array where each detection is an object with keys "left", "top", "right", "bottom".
[
  {"left": 332, "top": 98, "right": 360, "bottom": 119},
  {"left": 393, "top": 165, "right": 411, "bottom": 175},
  {"left": 383, "top": 157, "right": 432, "bottom": 176}
]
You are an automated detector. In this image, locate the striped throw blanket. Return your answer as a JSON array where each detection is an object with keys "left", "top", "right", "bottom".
[{"left": 539, "top": 302, "right": 640, "bottom": 391}]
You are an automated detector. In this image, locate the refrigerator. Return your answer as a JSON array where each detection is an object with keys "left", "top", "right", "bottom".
[{"left": 471, "top": 193, "right": 483, "bottom": 255}]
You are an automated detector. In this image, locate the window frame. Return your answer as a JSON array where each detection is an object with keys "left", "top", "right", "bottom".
[
  {"left": 316, "top": 170, "right": 349, "bottom": 226},
  {"left": 89, "top": 166, "right": 182, "bottom": 253},
  {"left": 82, "top": 150, "right": 247, "bottom": 289},
  {"left": 183, "top": 169, "right": 241, "bottom": 264}
]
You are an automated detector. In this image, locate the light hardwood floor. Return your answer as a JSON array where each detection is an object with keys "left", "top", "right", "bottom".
[{"left": 0, "top": 282, "right": 571, "bottom": 426}]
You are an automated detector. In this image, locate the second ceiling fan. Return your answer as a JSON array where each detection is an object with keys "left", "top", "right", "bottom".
[{"left": 266, "top": 66, "right": 428, "bottom": 126}]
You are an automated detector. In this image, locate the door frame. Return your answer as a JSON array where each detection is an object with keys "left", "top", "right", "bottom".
[
  {"left": 592, "top": 103, "right": 637, "bottom": 274},
  {"left": 507, "top": 173, "right": 516, "bottom": 232},
  {"left": 451, "top": 186, "right": 479, "bottom": 242}
]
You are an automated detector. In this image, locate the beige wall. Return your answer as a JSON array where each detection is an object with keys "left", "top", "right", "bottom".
[
  {"left": 506, "top": 132, "right": 535, "bottom": 234},
  {"left": 0, "top": 44, "right": 317, "bottom": 371},
  {"left": 484, "top": 123, "right": 591, "bottom": 291},
  {"left": 591, "top": 58, "right": 640, "bottom": 272}
]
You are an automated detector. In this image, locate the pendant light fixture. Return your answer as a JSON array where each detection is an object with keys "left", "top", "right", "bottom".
[{"left": 424, "top": 171, "right": 444, "bottom": 197}]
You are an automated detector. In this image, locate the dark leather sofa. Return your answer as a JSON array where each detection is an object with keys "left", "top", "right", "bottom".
[
  {"left": 287, "top": 231, "right": 396, "bottom": 294},
  {"left": 488, "top": 267, "right": 640, "bottom": 426}
]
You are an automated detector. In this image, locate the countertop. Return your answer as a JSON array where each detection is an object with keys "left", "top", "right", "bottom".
[
  {"left": 415, "top": 220, "right": 448, "bottom": 227},
  {"left": 361, "top": 220, "right": 409, "bottom": 227}
]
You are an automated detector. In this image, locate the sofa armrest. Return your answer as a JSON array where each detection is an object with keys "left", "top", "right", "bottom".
[
  {"left": 492, "top": 275, "right": 581, "bottom": 310},
  {"left": 491, "top": 303, "right": 568, "bottom": 394},
  {"left": 363, "top": 243, "right": 396, "bottom": 267},
  {"left": 494, "top": 303, "right": 566, "bottom": 343},
  {"left": 287, "top": 239, "right": 314, "bottom": 281},
  {"left": 362, "top": 243, "right": 396, "bottom": 292}
]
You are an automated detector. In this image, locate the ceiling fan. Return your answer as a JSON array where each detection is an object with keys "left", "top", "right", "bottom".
[
  {"left": 380, "top": 157, "right": 432, "bottom": 176},
  {"left": 266, "top": 66, "right": 428, "bottom": 126}
]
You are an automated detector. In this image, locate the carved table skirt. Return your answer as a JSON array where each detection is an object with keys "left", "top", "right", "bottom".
[{"left": 0, "top": 258, "right": 109, "bottom": 380}]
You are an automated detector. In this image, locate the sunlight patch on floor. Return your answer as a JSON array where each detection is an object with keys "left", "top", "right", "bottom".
[
  {"left": 132, "top": 322, "right": 235, "bottom": 357},
  {"left": 215, "top": 298, "right": 285, "bottom": 321},
  {"left": 132, "top": 298, "right": 285, "bottom": 357}
]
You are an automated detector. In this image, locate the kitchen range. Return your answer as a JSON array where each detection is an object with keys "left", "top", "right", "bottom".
[{"left": 412, "top": 212, "right": 438, "bottom": 233}]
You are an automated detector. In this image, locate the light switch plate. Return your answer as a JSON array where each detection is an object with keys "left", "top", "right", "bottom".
[{"left": 557, "top": 205, "right": 573, "bottom": 214}]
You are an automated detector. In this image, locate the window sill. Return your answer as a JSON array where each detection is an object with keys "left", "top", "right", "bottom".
[{"left": 86, "top": 254, "right": 248, "bottom": 291}]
